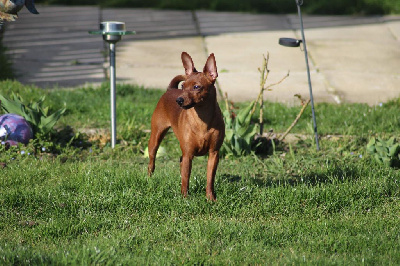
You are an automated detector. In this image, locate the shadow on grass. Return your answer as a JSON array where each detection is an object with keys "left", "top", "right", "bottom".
[
  {"left": 220, "top": 174, "right": 242, "bottom": 183},
  {"left": 221, "top": 164, "right": 360, "bottom": 188},
  {"left": 287, "top": 166, "right": 360, "bottom": 186}
]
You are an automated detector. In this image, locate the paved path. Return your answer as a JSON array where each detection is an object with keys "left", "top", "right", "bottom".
[{"left": 2, "top": 5, "right": 400, "bottom": 105}]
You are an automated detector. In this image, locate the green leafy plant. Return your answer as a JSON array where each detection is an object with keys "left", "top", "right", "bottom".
[
  {"left": 220, "top": 53, "right": 290, "bottom": 158},
  {"left": 367, "top": 137, "right": 400, "bottom": 167},
  {"left": 221, "top": 101, "right": 259, "bottom": 157},
  {"left": 0, "top": 93, "right": 66, "bottom": 136}
]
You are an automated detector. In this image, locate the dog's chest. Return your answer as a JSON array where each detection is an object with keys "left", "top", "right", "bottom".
[
  {"left": 184, "top": 118, "right": 215, "bottom": 151},
  {"left": 191, "top": 128, "right": 216, "bottom": 155},
  {"left": 178, "top": 107, "right": 222, "bottom": 155}
]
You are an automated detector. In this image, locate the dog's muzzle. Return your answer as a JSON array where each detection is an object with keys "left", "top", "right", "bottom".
[
  {"left": 176, "top": 97, "right": 184, "bottom": 106},
  {"left": 176, "top": 97, "right": 195, "bottom": 109}
]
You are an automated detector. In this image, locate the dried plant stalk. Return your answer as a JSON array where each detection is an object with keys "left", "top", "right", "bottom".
[
  {"left": 279, "top": 98, "right": 310, "bottom": 141},
  {"left": 252, "top": 53, "right": 289, "bottom": 135}
]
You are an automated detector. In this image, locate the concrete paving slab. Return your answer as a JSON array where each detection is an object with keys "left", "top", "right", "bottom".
[
  {"left": 204, "top": 30, "right": 334, "bottom": 104},
  {"left": 116, "top": 37, "right": 207, "bottom": 88},
  {"left": 102, "top": 8, "right": 198, "bottom": 40},
  {"left": 303, "top": 23, "right": 400, "bottom": 104},
  {"left": 195, "top": 11, "right": 291, "bottom": 34},
  {"left": 386, "top": 17, "right": 400, "bottom": 40},
  {"left": 3, "top": 5, "right": 104, "bottom": 88},
  {"left": 286, "top": 14, "right": 383, "bottom": 30},
  {"left": 2, "top": 6, "right": 400, "bottom": 105},
  {"left": 323, "top": 71, "right": 400, "bottom": 104}
]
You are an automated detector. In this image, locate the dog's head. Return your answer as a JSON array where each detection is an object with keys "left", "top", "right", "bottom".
[{"left": 176, "top": 52, "right": 218, "bottom": 109}]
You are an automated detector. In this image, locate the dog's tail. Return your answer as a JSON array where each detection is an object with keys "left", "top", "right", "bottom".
[{"left": 167, "top": 75, "right": 186, "bottom": 90}]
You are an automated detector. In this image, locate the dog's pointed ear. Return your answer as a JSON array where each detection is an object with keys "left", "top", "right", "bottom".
[
  {"left": 181, "top": 52, "right": 195, "bottom": 76},
  {"left": 203, "top": 53, "right": 218, "bottom": 82}
]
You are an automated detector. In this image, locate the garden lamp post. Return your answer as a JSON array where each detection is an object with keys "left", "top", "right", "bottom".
[
  {"left": 89, "top": 21, "right": 135, "bottom": 148},
  {"left": 279, "top": 0, "right": 320, "bottom": 151}
]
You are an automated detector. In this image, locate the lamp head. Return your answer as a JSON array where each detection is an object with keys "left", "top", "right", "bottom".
[{"left": 279, "top": 38, "right": 302, "bottom": 47}]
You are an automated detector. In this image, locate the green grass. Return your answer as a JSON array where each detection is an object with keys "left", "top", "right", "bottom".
[{"left": 0, "top": 80, "right": 400, "bottom": 264}]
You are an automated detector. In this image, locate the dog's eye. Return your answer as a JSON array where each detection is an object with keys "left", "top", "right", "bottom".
[
  {"left": 181, "top": 82, "right": 185, "bottom": 89},
  {"left": 193, "top": 85, "right": 201, "bottom": 90}
]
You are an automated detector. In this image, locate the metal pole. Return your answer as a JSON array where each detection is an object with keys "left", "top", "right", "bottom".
[
  {"left": 296, "top": 0, "right": 320, "bottom": 151},
  {"left": 90, "top": 22, "right": 135, "bottom": 149},
  {"left": 109, "top": 42, "right": 117, "bottom": 148}
]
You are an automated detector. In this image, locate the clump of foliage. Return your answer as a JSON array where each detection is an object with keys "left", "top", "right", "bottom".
[
  {"left": 221, "top": 53, "right": 293, "bottom": 158},
  {"left": 0, "top": 93, "right": 66, "bottom": 136},
  {"left": 0, "top": 92, "right": 89, "bottom": 154},
  {"left": 221, "top": 101, "right": 259, "bottom": 157},
  {"left": 367, "top": 137, "right": 400, "bottom": 167}
]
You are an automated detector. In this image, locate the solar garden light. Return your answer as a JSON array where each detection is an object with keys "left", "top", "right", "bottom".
[
  {"left": 89, "top": 22, "right": 135, "bottom": 148},
  {"left": 279, "top": 0, "right": 320, "bottom": 151}
]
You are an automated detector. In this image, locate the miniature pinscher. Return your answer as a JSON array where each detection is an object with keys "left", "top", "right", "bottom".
[{"left": 148, "top": 52, "right": 225, "bottom": 201}]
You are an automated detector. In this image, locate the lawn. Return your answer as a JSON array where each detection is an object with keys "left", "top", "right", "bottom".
[{"left": 0, "top": 80, "right": 399, "bottom": 264}]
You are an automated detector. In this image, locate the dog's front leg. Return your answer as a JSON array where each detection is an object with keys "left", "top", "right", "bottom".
[
  {"left": 206, "top": 150, "right": 219, "bottom": 201},
  {"left": 180, "top": 154, "right": 193, "bottom": 197}
]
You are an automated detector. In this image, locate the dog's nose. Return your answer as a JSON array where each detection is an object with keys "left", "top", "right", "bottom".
[{"left": 176, "top": 97, "right": 184, "bottom": 106}]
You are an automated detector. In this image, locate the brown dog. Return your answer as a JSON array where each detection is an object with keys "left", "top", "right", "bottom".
[{"left": 148, "top": 52, "right": 225, "bottom": 201}]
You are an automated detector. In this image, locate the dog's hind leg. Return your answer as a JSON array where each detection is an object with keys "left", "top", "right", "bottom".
[{"left": 148, "top": 121, "right": 170, "bottom": 176}]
